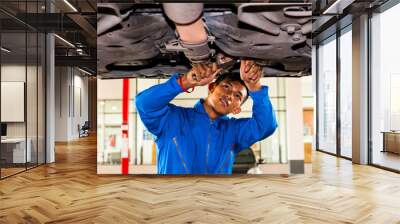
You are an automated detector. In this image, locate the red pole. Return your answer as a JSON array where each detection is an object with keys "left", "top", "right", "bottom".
[{"left": 121, "top": 79, "right": 129, "bottom": 174}]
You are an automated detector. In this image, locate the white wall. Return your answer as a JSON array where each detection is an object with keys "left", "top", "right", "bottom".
[
  {"left": 54, "top": 67, "right": 89, "bottom": 141},
  {"left": 72, "top": 72, "right": 89, "bottom": 138},
  {"left": 55, "top": 66, "right": 69, "bottom": 141},
  {"left": 286, "top": 78, "right": 304, "bottom": 162}
]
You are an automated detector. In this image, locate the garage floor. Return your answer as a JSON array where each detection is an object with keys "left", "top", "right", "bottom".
[{"left": 0, "top": 136, "right": 399, "bottom": 223}]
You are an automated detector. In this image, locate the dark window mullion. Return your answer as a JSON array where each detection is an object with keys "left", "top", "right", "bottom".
[
  {"left": 25, "top": 1, "right": 28, "bottom": 171},
  {"left": 336, "top": 25, "right": 341, "bottom": 157},
  {"left": 36, "top": 5, "right": 39, "bottom": 167},
  {"left": 367, "top": 11, "right": 373, "bottom": 165},
  {"left": 44, "top": 32, "right": 47, "bottom": 164},
  {"left": 316, "top": 45, "right": 320, "bottom": 151}
]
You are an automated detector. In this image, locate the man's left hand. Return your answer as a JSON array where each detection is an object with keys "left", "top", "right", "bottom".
[{"left": 240, "top": 60, "right": 262, "bottom": 92}]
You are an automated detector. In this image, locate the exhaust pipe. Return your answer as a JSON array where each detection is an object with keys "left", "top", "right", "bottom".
[
  {"left": 163, "top": 3, "right": 213, "bottom": 64},
  {"left": 162, "top": 3, "right": 204, "bottom": 25}
]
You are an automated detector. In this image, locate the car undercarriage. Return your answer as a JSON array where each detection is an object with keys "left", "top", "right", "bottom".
[{"left": 97, "top": 2, "right": 312, "bottom": 79}]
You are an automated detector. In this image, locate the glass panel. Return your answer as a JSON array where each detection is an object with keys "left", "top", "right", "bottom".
[
  {"left": 104, "top": 100, "right": 123, "bottom": 113},
  {"left": 340, "top": 28, "right": 352, "bottom": 158},
  {"left": 98, "top": 79, "right": 139, "bottom": 173},
  {"left": 318, "top": 36, "right": 337, "bottom": 154},
  {"left": 74, "top": 86, "right": 81, "bottom": 136},
  {"left": 97, "top": 100, "right": 105, "bottom": 165},
  {"left": 1, "top": 1, "right": 46, "bottom": 178},
  {"left": 302, "top": 76, "right": 314, "bottom": 144},
  {"left": 371, "top": 4, "right": 400, "bottom": 171},
  {"left": 38, "top": 32, "right": 45, "bottom": 164},
  {"left": 136, "top": 114, "right": 155, "bottom": 165},
  {"left": 128, "top": 112, "right": 136, "bottom": 166},
  {"left": 231, "top": 78, "right": 287, "bottom": 164},
  {"left": 27, "top": 31, "right": 38, "bottom": 168},
  {"left": 260, "top": 109, "right": 287, "bottom": 163},
  {"left": 1, "top": 7, "right": 28, "bottom": 177},
  {"left": 26, "top": 0, "right": 39, "bottom": 169},
  {"left": 391, "top": 75, "right": 400, "bottom": 130},
  {"left": 261, "top": 77, "right": 278, "bottom": 96}
]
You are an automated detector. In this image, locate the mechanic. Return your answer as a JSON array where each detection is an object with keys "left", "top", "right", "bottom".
[{"left": 136, "top": 60, "right": 278, "bottom": 174}]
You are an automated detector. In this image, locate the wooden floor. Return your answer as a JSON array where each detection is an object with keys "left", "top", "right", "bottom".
[{"left": 0, "top": 136, "right": 400, "bottom": 224}]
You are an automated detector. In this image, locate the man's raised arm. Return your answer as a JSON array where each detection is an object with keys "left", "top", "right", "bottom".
[
  {"left": 234, "top": 60, "right": 278, "bottom": 151},
  {"left": 136, "top": 63, "right": 221, "bottom": 136},
  {"left": 135, "top": 73, "right": 185, "bottom": 136}
]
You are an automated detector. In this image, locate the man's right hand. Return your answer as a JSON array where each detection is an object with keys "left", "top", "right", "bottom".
[{"left": 180, "top": 63, "right": 222, "bottom": 89}]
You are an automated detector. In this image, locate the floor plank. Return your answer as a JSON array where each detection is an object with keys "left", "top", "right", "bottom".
[{"left": 0, "top": 135, "right": 399, "bottom": 223}]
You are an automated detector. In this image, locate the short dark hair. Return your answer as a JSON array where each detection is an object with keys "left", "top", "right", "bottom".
[{"left": 214, "top": 72, "right": 249, "bottom": 103}]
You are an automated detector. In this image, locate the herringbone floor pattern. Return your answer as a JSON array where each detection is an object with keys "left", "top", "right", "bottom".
[{"left": 1, "top": 136, "right": 399, "bottom": 223}]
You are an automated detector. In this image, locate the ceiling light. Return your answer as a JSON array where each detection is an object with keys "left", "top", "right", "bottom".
[
  {"left": 76, "top": 49, "right": 83, "bottom": 55},
  {"left": 54, "top": 34, "right": 75, "bottom": 48},
  {"left": 63, "top": 0, "right": 78, "bottom": 12},
  {"left": 78, "top": 67, "right": 93, "bottom": 76},
  {"left": 323, "top": 0, "right": 355, "bottom": 15},
  {"left": 1, "top": 47, "right": 11, "bottom": 53}
]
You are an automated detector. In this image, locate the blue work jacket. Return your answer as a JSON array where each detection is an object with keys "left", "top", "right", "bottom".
[{"left": 135, "top": 73, "right": 277, "bottom": 174}]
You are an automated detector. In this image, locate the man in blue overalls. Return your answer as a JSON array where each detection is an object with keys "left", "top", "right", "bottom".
[{"left": 136, "top": 60, "right": 277, "bottom": 174}]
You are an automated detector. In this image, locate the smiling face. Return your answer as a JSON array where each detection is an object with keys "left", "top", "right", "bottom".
[{"left": 206, "top": 79, "right": 248, "bottom": 116}]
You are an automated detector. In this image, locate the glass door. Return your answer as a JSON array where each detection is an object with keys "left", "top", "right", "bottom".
[
  {"left": 339, "top": 26, "right": 352, "bottom": 159},
  {"left": 317, "top": 35, "right": 337, "bottom": 155}
]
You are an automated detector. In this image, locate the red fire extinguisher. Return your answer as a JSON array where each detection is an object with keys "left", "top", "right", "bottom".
[{"left": 121, "top": 79, "right": 129, "bottom": 174}]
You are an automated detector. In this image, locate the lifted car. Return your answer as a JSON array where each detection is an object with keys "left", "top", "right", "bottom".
[{"left": 97, "top": 2, "right": 312, "bottom": 79}]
